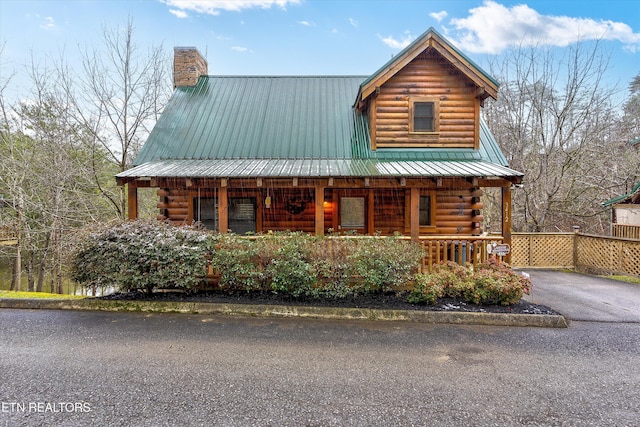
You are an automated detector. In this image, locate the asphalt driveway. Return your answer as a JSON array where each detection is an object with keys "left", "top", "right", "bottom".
[{"left": 522, "top": 270, "right": 640, "bottom": 323}]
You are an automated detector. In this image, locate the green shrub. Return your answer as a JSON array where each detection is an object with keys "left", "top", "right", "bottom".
[
  {"left": 311, "top": 238, "right": 356, "bottom": 298},
  {"left": 347, "top": 235, "right": 425, "bottom": 293},
  {"left": 427, "top": 261, "right": 474, "bottom": 298},
  {"left": 71, "top": 220, "right": 211, "bottom": 294},
  {"left": 405, "top": 260, "right": 531, "bottom": 306},
  {"left": 73, "top": 222, "right": 531, "bottom": 306},
  {"left": 209, "top": 233, "right": 265, "bottom": 291},
  {"left": 467, "top": 260, "right": 532, "bottom": 305},
  {"left": 263, "top": 232, "right": 317, "bottom": 297},
  {"left": 407, "top": 273, "right": 444, "bottom": 305}
]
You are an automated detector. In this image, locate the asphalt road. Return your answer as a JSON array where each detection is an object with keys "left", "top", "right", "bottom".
[{"left": 1, "top": 308, "right": 639, "bottom": 426}]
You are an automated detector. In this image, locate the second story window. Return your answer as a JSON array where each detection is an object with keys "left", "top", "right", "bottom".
[
  {"left": 414, "top": 102, "right": 434, "bottom": 132},
  {"left": 409, "top": 98, "right": 439, "bottom": 134}
]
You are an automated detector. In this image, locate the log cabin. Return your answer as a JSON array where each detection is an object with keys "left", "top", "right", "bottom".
[{"left": 116, "top": 28, "right": 524, "bottom": 263}]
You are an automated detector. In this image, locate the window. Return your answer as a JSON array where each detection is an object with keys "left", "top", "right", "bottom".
[
  {"left": 414, "top": 102, "right": 434, "bottom": 132},
  {"left": 419, "top": 195, "right": 432, "bottom": 226},
  {"left": 193, "top": 197, "right": 218, "bottom": 231},
  {"left": 340, "top": 197, "right": 365, "bottom": 229},
  {"left": 409, "top": 98, "right": 439, "bottom": 134}
]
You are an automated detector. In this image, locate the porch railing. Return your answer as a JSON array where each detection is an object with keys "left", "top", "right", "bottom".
[
  {"left": 205, "top": 234, "right": 506, "bottom": 280},
  {"left": 415, "top": 235, "right": 505, "bottom": 272},
  {"left": 0, "top": 225, "right": 17, "bottom": 244},
  {"left": 612, "top": 224, "right": 640, "bottom": 240}
]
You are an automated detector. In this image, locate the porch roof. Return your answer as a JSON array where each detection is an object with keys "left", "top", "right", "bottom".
[{"left": 117, "top": 158, "right": 522, "bottom": 180}]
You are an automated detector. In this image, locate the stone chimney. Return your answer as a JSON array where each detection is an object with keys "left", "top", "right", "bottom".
[{"left": 173, "top": 47, "right": 208, "bottom": 88}]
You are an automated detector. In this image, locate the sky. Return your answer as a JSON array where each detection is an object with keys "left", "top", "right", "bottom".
[{"left": 1, "top": 0, "right": 639, "bottom": 102}]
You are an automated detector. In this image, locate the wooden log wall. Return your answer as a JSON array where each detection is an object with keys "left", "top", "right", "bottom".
[
  {"left": 373, "top": 191, "right": 405, "bottom": 234},
  {"left": 157, "top": 184, "right": 484, "bottom": 236},
  {"left": 435, "top": 190, "right": 483, "bottom": 235},
  {"left": 157, "top": 188, "right": 190, "bottom": 224},
  {"left": 371, "top": 50, "right": 478, "bottom": 149},
  {"left": 262, "top": 188, "right": 316, "bottom": 233}
]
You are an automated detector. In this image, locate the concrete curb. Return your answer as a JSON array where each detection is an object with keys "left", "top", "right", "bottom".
[{"left": 0, "top": 298, "right": 568, "bottom": 328}]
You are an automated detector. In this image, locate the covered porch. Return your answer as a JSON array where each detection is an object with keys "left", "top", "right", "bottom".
[{"left": 118, "top": 158, "right": 520, "bottom": 265}]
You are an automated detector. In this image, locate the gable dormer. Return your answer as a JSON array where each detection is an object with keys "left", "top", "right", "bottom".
[{"left": 355, "top": 28, "right": 498, "bottom": 151}]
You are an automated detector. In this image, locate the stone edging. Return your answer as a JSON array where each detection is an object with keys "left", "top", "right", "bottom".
[{"left": 0, "top": 298, "right": 568, "bottom": 328}]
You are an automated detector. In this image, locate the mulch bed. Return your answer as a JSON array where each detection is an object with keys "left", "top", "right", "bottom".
[{"left": 100, "top": 289, "right": 559, "bottom": 316}]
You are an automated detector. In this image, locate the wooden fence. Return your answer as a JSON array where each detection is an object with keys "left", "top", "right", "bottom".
[
  {"left": 511, "top": 233, "right": 575, "bottom": 269},
  {"left": 511, "top": 232, "right": 640, "bottom": 278}
]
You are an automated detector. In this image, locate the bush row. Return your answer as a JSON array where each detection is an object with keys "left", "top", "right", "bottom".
[
  {"left": 71, "top": 221, "right": 425, "bottom": 298},
  {"left": 209, "top": 231, "right": 425, "bottom": 298},
  {"left": 408, "top": 260, "right": 532, "bottom": 305},
  {"left": 71, "top": 220, "right": 212, "bottom": 294},
  {"left": 71, "top": 220, "right": 531, "bottom": 305}
]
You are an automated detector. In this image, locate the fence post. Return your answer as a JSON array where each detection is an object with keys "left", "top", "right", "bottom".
[{"left": 572, "top": 225, "right": 580, "bottom": 270}]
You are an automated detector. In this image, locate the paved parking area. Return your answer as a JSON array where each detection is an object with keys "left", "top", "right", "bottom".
[{"left": 522, "top": 270, "right": 640, "bottom": 323}]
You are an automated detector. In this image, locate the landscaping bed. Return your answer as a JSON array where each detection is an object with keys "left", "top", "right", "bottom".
[
  {"left": 77, "top": 221, "right": 556, "bottom": 316},
  {"left": 99, "top": 289, "right": 559, "bottom": 316}
]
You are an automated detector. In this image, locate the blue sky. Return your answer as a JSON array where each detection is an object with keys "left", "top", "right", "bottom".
[{"left": 1, "top": 0, "right": 639, "bottom": 100}]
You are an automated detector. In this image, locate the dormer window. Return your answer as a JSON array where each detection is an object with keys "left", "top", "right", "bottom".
[{"left": 409, "top": 98, "right": 439, "bottom": 134}]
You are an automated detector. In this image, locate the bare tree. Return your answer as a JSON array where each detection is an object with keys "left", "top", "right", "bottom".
[
  {"left": 62, "top": 17, "right": 170, "bottom": 217},
  {"left": 0, "top": 43, "right": 24, "bottom": 291},
  {"left": 621, "top": 73, "right": 640, "bottom": 144},
  {"left": 484, "top": 41, "right": 640, "bottom": 233},
  {"left": 1, "top": 19, "right": 169, "bottom": 291},
  {"left": 1, "top": 49, "right": 121, "bottom": 293}
]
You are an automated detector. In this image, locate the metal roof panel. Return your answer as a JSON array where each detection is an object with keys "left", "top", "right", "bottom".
[{"left": 118, "top": 159, "right": 523, "bottom": 179}]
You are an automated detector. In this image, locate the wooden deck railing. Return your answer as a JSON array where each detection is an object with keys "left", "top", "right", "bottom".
[
  {"left": 415, "top": 235, "right": 505, "bottom": 272},
  {"left": 612, "top": 224, "right": 640, "bottom": 240},
  {"left": 0, "top": 225, "right": 18, "bottom": 244}
]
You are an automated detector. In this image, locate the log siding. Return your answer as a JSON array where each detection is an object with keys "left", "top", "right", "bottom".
[
  {"left": 157, "top": 180, "right": 484, "bottom": 237},
  {"left": 370, "top": 51, "right": 479, "bottom": 149}
]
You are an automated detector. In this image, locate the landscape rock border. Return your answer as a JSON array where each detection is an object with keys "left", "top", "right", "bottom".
[{"left": 0, "top": 298, "right": 568, "bottom": 328}]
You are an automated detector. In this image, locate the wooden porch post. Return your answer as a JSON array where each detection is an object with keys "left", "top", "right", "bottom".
[
  {"left": 367, "top": 189, "right": 375, "bottom": 235},
  {"left": 127, "top": 184, "right": 138, "bottom": 220},
  {"left": 315, "top": 185, "right": 325, "bottom": 236},
  {"left": 502, "top": 185, "right": 512, "bottom": 264},
  {"left": 410, "top": 187, "right": 420, "bottom": 242},
  {"left": 218, "top": 186, "right": 228, "bottom": 233}
]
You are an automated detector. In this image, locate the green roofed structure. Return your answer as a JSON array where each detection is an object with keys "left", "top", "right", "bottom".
[
  {"left": 117, "top": 28, "right": 523, "bottom": 256},
  {"left": 602, "top": 181, "right": 640, "bottom": 239}
]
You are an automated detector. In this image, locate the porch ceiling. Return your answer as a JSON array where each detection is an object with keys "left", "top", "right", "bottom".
[{"left": 116, "top": 158, "right": 523, "bottom": 181}]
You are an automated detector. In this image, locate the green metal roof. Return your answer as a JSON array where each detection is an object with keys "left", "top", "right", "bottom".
[
  {"left": 134, "top": 76, "right": 369, "bottom": 164},
  {"left": 118, "top": 158, "right": 520, "bottom": 179},
  {"left": 602, "top": 181, "right": 640, "bottom": 207},
  {"left": 123, "top": 75, "right": 521, "bottom": 180}
]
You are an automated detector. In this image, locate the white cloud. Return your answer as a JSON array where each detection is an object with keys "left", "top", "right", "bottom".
[
  {"left": 429, "top": 11, "right": 447, "bottom": 23},
  {"left": 451, "top": 1, "right": 640, "bottom": 54},
  {"left": 232, "top": 46, "right": 249, "bottom": 52},
  {"left": 160, "top": 0, "right": 301, "bottom": 16},
  {"left": 40, "top": 16, "right": 55, "bottom": 31},
  {"left": 378, "top": 31, "right": 414, "bottom": 50},
  {"left": 169, "top": 9, "right": 188, "bottom": 18},
  {"left": 297, "top": 20, "right": 314, "bottom": 27},
  {"left": 349, "top": 18, "right": 358, "bottom": 28}
]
